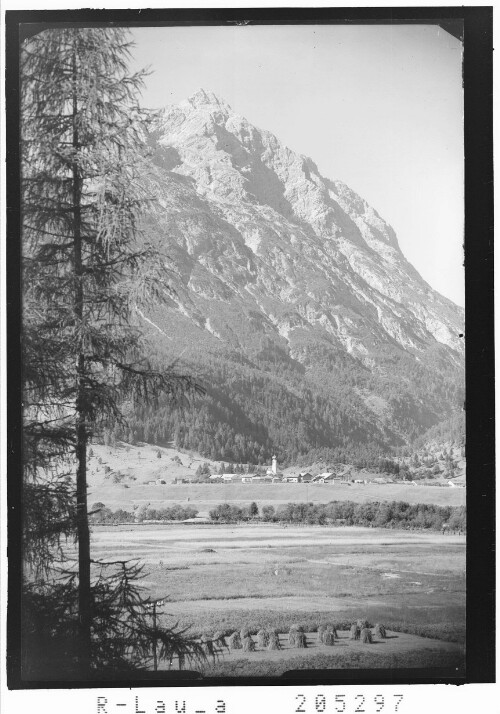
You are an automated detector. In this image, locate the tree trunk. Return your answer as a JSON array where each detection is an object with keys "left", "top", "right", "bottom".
[{"left": 72, "top": 43, "right": 92, "bottom": 676}]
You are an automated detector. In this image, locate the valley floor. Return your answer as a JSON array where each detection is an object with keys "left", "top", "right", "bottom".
[
  {"left": 86, "top": 523, "right": 465, "bottom": 675},
  {"left": 90, "top": 481, "right": 466, "bottom": 513}
]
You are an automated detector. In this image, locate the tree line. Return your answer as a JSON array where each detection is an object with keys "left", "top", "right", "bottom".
[
  {"left": 90, "top": 503, "right": 198, "bottom": 524},
  {"left": 209, "top": 501, "right": 466, "bottom": 531}
]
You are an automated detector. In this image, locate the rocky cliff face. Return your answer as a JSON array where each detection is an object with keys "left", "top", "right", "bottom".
[{"left": 136, "top": 89, "right": 464, "bottom": 459}]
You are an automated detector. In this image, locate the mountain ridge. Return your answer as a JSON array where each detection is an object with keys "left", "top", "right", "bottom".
[
  {"left": 155, "top": 89, "right": 463, "bottom": 354},
  {"left": 126, "top": 90, "right": 464, "bottom": 464}
]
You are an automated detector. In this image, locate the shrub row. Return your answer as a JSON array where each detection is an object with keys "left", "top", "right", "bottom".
[
  {"left": 90, "top": 503, "right": 198, "bottom": 524},
  {"left": 209, "top": 500, "right": 466, "bottom": 531},
  {"left": 209, "top": 503, "right": 258, "bottom": 522}
]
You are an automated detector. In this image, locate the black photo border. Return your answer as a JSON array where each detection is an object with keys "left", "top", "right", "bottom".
[{"left": 5, "top": 5, "right": 494, "bottom": 689}]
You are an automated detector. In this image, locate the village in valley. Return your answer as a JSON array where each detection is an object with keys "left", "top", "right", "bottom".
[
  {"left": 86, "top": 438, "right": 466, "bottom": 525},
  {"left": 128, "top": 448, "right": 466, "bottom": 490}
]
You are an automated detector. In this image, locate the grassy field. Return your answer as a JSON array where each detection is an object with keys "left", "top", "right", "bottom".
[
  {"left": 200, "top": 629, "right": 464, "bottom": 677},
  {"left": 84, "top": 522, "right": 465, "bottom": 673},
  {"left": 82, "top": 436, "right": 467, "bottom": 678},
  {"left": 90, "top": 481, "right": 466, "bottom": 513}
]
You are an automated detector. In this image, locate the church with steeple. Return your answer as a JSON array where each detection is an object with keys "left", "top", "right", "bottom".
[{"left": 266, "top": 455, "right": 278, "bottom": 477}]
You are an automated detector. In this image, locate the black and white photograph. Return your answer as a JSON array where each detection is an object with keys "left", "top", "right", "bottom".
[{"left": 4, "top": 7, "right": 494, "bottom": 691}]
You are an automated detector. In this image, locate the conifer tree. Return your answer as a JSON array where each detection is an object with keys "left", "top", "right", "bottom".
[{"left": 21, "top": 27, "right": 201, "bottom": 677}]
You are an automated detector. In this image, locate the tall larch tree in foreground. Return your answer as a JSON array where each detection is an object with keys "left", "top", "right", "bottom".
[{"left": 21, "top": 27, "right": 203, "bottom": 678}]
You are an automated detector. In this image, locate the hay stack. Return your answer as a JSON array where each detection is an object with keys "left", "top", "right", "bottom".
[
  {"left": 242, "top": 636, "right": 256, "bottom": 652},
  {"left": 322, "top": 624, "right": 338, "bottom": 640},
  {"left": 350, "top": 623, "right": 360, "bottom": 640},
  {"left": 374, "top": 624, "right": 386, "bottom": 639},
  {"left": 267, "top": 631, "right": 281, "bottom": 650},
  {"left": 318, "top": 625, "right": 329, "bottom": 644},
  {"left": 288, "top": 625, "right": 304, "bottom": 646},
  {"left": 213, "top": 631, "right": 228, "bottom": 649},
  {"left": 228, "top": 631, "right": 242, "bottom": 650},
  {"left": 322, "top": 630, "right": 335, "bottom": 646},
  {"left": 257, "top": 629, "right": 269, "bottom": 648},
  {"left": 294, "top": 631, "right": 307, "bottom": 648},
  {"left": 201, "top": 635, "right": 214, "bottom": 656},
  {"left": 360, "top": 628, "right": 373, "bottom": 644}
]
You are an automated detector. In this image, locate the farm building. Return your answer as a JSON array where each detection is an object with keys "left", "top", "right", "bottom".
[
  {"left": 299, "top": 472, "right": 314, "bottom": 482},
  {"left": 315, "top": 472, "right": 339, "bottom": 483},
  {"left": 209, "top": 473, "right": 239, "bottom": 482},
  {"left": 283, "top": 476, "right": 300, "bottom": 483},
  {"left": 221, "top": 473, "right": 240, "bottom": 482},
  {"left": 241, "top": 476, "right": 253, "bottom": 483}
]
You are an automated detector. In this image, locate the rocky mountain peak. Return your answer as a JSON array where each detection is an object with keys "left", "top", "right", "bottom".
[
  {"left": 138, "top": 92, "right": 464, "bottom": 458},
  {"left": 149, "top": 92, "right": 464, "bottom": 366},
  {"left": 185, "top": 88, "right": 232, "bottom": 112}
]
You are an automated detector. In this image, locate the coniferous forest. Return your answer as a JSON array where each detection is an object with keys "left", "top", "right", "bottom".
[{"left": 115, "top": 336, "right": 464, "bottom": 466}]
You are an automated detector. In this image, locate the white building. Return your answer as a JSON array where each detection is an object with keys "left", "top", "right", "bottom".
[
  {"left": 221, "top": 473, "right": 240, "bottom": 482},
  {"left": 266, "top": 454, "right": 278, "bottom": 476}
]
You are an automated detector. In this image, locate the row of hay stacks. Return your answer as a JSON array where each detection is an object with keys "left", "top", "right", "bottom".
[
  {"left": 349, "top": 620, "right": 387, "bottom": 642},
  {"left": 226, "top": 628, "right": 282, "bottom": 651},
  {"left": 200, "top": 620, "right": 387, "bottom": 654}
]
